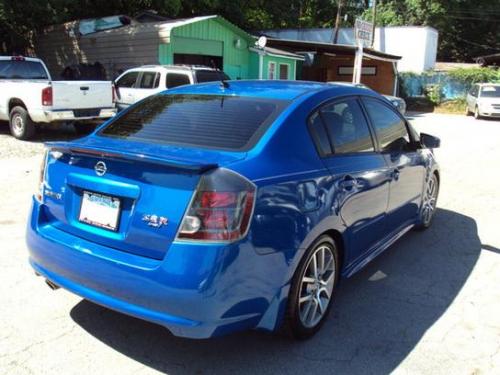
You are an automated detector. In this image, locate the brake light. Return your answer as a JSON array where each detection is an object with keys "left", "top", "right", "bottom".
[
  {"left": 112, "top": 85, "right": 116, "bottom": 103},
  {"left": 11, "top": 56, "right": 25, "bottom": 61},
  {"left": 35, "top": 150, "right": 48, "bottom": 201},
  {"left": 41, "top": 86, "right": 53, "bottom": 106},
  {"left": 177, "top": 169, "right": 256, "bottom": 242}
]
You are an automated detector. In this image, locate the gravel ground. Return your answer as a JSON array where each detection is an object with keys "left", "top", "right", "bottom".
[{"left": 0, "top": 113, "right": 499, "bottom": 375}]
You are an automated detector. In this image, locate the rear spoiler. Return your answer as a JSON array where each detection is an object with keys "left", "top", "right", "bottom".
[{"left": 45, "top": 142, "right": 218, "bottom": 174}]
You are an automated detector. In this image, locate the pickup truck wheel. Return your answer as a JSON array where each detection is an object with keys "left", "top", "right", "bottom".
[{"left": 9, "top": 106, "right": 36, "bottom": 140}]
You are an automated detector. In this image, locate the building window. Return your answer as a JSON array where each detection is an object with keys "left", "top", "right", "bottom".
[
  {"left": 268, "top": 62, "right": 276, "bottom": 80},
  {"left": 338, "top": 66, "right": 377, "bottom": 76},
  {"left": 279, "top": 64, "right": 289, "bottom": 80}
]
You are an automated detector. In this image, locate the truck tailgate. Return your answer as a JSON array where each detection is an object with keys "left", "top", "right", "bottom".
[{"left": 51, "top": 81, "right": 113, "bottom": 110}]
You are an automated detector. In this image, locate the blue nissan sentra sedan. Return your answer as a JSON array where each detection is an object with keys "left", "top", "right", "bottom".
[{"left": 27, "top": 80, "right": 440, "bottom": 339}]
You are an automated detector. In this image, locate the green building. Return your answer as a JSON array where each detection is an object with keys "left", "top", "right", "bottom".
[{"left": 36, "top": 15, "right": 304, "bottom": 81}]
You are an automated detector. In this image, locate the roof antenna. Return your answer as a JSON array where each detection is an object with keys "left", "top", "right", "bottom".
[{"left": 211, "top": 59, "right": 229, "bottom": 89}]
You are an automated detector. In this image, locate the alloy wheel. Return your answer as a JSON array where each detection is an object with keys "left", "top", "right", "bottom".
[
  {"left": 298, "top": 244, "right": 336, "bottom": 328},
  {"left": 421, "top": 174, "right": 438, "bottom": 225}
]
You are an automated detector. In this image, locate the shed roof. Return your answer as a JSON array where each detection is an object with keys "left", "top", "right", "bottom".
[{"left": 265, "top": 38, "right": 401, "bottom": 61}]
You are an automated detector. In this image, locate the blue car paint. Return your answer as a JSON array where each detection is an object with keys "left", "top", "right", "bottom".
[{"left": 26, "top": 80, "right": 439, "bottom": 338}]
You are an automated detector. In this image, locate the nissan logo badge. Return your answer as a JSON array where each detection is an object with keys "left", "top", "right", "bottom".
[{"left": 94, "top": 161, "right": 107, "bottom": 176}]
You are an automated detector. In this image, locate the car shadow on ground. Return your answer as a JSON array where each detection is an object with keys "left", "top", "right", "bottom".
[
  {"left": 70, "top": 208, "right": 482, "bottom": 374},
  {"left": 0, "top": 121, "right": 90, "bottom": 142}
]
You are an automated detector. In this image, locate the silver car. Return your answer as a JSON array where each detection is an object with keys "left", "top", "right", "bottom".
[{"left": 466, "top": 83, "right": 500, "bottom": 119}]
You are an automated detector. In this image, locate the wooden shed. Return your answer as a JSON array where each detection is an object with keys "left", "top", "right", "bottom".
[
  {"left": 266, "top": 38, "right": 402, "bottom": 95},
  {"left": 35, "top": 15, "right": 303, "bottom": 81}
]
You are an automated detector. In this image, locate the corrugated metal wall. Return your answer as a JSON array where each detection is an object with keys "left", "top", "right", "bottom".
[
  {"left": 35, "top": 22, "right": 167, "bottom": 80},
  {"left": 159, "top": 18, "right": 251, "bottom": 79}
]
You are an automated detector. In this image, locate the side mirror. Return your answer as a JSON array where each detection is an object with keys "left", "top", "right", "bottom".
[{"left": 420, "top": 133, "right": 440, "bottom": 149}]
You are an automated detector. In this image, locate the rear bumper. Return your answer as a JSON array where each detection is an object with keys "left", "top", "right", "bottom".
[
  {"left": 26, "top": 197, "right": 287, "bottom": 338},
  {"left": 30, "top": 108, "right": 117, "bottom": 123}
]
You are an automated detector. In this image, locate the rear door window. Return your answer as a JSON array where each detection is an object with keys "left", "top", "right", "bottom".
[
  {"left": 319, "top": 98, "right": 375, "bottom": 153},
  {"left": 362, "top": 97, "right": 411, "bottom": 152},
  {"left": 195, "top": 70, "right": 230, "bottom": 83},
  {"left": 116, "top": 72, "right": 139, "bottom": 88},
  {"left": 139, "top": 72, "right": 160, "bottom": 89},
  {"left": 166, "top": 73, "right": 191, "bottom": 88},
  {"left": 100, "top": 94, "right": 289, "bottom": 151}
]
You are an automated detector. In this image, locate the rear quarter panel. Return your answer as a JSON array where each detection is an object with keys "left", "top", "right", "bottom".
[{"left": 0, "top": 80, "right": 49, "bottom": 120}]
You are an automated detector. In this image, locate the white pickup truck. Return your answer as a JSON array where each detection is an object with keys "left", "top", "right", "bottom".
[{"left": 0, "top": 56, "right": 116, "bottom": 139}]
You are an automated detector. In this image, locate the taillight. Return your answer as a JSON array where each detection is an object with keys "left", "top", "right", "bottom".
[
  {"left": 35, "top": 150, "right": 48, "bottom": 201},
  {"left": 112, "top": 85, "right": 116, "bottom": 103},
  {"left": 41, "top": 86, "right": 53, "bottom": 106},
  {"left": 177, "top": 168, "right": 256, "bottom": 242}
]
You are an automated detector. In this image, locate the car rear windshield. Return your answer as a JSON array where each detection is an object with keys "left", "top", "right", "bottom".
[
  {"left": 0, "top": 60, "right": 49, "bottom": 80},
  {"left": 100, "top": 94, "right": 289, "bottom": 151},
  {"left": 195, "top": 70, "right": 230, "bottom": 83}
]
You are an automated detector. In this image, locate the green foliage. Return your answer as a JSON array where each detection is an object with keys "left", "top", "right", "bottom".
[
  {"left": 447, "top": 67, "right": 500, "bottom": 85},
  {"left": 362, "top": 0, "right": 500, "bottom": 62},
  {"left": 424, "top": 84, "right": 443, "bottom": 105},
  {"left": 434, "top": 98, "right": 467, "bottom": 114},
  {"left": 0, "top": 0, "right": 499, "bottom": 63}
]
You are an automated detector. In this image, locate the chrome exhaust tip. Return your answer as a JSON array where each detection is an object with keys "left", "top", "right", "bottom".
[{"left": 45, "top": 279, "right": 60, "bottom": 290}]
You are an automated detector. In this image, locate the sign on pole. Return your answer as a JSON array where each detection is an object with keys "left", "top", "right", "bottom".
[
  {"left": 354, "top": 18, "right": 373, "bottom": 48},
  {"left": 352, "top": 18, "right": 373, "bottom": 84}
]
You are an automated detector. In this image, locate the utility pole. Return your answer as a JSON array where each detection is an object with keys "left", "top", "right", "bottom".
[
  {"left": 371, "top": 0, "right": 377, "bottom": 47},
  {"left": 333, "top": 0, "right": 345, "bottom": 44}
]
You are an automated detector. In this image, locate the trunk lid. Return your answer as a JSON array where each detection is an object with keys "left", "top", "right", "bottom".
[
  {"left": 42, "top": 137, "right": 245, "bottom": 259},
  {"left": 51, "top": 81, "right": 113, "bottom": 110}
]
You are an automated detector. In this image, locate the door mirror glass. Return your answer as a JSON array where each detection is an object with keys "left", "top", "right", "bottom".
[{"left": 420, "top": 133, "right": 440, "bottom": 149}]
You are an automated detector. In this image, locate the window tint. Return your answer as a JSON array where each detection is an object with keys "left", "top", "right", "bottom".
[
  {"left": 279, "top": 64, "right": 289, "bottom": 80},
  {"left": 308, "top": 111, "right": 332, "bottom": 156},
  {"left": 362, "top": 97, "right": 410, "bottom": 152},
  {"left": 116, "top": 72, "right": 138, "bottom": 88},
  {"left": 139, "top": 72, "right": 159, "bottom": 89},
  {"left": 0, "top": 60, "right": 49, "bottom": 80},
  {"left": 195, "top": 70, "right": 230, "bottom": 83},
  {"left": 166, "top": 73, "right": 190, "bottom": 88},
  {"left": 320, "top": 98, "right": 374, "bottom": 153},
  {"left": 100, "top": 94, "right": 288, "bottom": 151}
]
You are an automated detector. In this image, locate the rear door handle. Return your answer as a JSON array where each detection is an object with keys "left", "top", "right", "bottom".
[{"left": 340, "top": 176, "right": 360, "bottom": 191}]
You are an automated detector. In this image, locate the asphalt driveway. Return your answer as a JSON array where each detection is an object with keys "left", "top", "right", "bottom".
[{"left": 0, "top": 113, "right": 499, "bottom": 374}]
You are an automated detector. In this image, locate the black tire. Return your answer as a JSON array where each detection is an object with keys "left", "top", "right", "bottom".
[
  {"left": 284, "top": 235, "right": 340, "bottom": 339},
  {"left": 474, "top": 106, "right": 481, "bottom": 120},
  {"left": 9, "top": 106, "right": 36, "bottom": 140},
  {"left": 415, "top": 173, "right": 439, "bottom": 231}
]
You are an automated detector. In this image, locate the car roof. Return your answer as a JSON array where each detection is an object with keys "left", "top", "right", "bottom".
[
  {"left": 165, "top": 80, "right": 374, "bottom": 101},
  {"left": 0, "top": 56, "right": 42, "bottom": 62}
]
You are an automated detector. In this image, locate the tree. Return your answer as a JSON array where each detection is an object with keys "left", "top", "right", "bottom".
[
  {"left": 0, "top": 0, "right": 498, "bottom": 61},
  {"left": 362, "top": 0, "right": 500, "bottom": 62}
]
